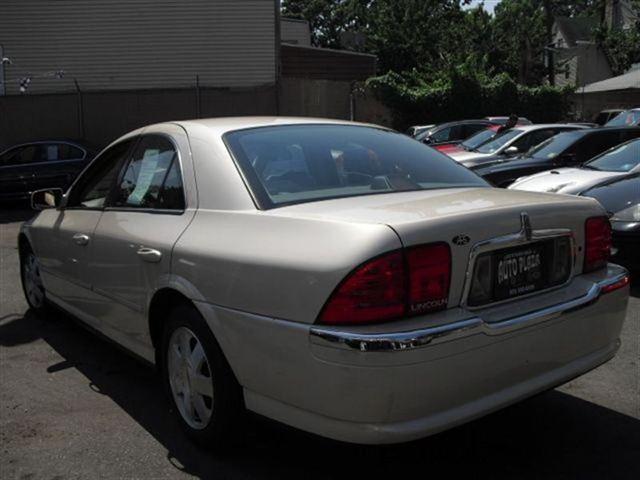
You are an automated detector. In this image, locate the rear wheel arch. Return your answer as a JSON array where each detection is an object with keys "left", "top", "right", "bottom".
[{"left": 148, "top": 288, "right": 193, "bottom": 361}]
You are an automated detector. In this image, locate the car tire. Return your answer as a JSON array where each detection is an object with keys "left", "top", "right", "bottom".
[
  {"left": 161, "top": 303, "right": 244, "bottom": 448},
  {"left": 20, "top": 244, "right": 50, "bottom": 315}
]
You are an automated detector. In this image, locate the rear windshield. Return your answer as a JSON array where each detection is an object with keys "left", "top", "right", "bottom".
[
  {"left": 584, "top": 139, "right": 640, "bottom": 172},
  {"left": 224, "top": 124, "right": 488, "bottom": 208},
  {"left": 475, "top": 129, "right": 523, "bottom": 154}
]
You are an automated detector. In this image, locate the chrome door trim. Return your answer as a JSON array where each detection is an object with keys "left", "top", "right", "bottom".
[{"left": 309, "top": 267, "right": 629, "bottom": 353}]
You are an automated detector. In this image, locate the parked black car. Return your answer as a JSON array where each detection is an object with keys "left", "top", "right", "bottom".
[
  {"left": 415, "top": 119, "right": 495, "bottom": 145},
  {"left": 582, "top": 174, "right": 640, "bottom": 271},
  {"left": 471, "top": 127, "right": 640, "bottom": 187},
  {"left": 0, "top": 141, "right": 93, "bottom": 201}
]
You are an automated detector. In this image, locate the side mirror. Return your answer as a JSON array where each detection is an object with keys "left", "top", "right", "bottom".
[
  {"left": 31, "top": 188, "right": 63, "bottom": 210},
  {"left": 504, "top": 146, "right": 519, "bottom": 156},
  {"left": 422, "top": 137, "right": 433, "bottom": 145},
  {"left": 561, "top": 153, "right": 579, "bottom": 164}
]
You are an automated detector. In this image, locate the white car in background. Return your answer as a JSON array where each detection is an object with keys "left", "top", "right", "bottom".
[{"left": 509, "top": 138, "right": 640, "bottom": 194}]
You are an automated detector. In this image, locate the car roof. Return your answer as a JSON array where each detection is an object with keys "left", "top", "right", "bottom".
[
  {"left": 170, "top": 116, "right": 382, "bottom": 136},
  {"left": 510, "top": 124, "right": 587, "bottom": 132},
  {"left": 0, "top": 140, "right": 90, "bottom": 155}
]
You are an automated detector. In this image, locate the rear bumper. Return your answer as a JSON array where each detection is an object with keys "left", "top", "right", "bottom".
[{"left": 197, "top": 265, "right": 629, "bottom": 444}]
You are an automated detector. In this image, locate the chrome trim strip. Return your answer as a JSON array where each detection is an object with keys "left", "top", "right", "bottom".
[
  {"left": 459, "top": 212, "right": 575, "bottom": 310},
  {"left": 309, "top": 269, "right": 629, "bottom": 353}
]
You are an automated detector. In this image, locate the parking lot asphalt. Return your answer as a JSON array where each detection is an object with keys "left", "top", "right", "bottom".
[{"left": 1, "top": 206, "right": 639, "bottom": 480}]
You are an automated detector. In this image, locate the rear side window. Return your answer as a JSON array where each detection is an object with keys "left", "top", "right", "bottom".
[
  {"left": 224, "top": 124, "right": 488, "bottom": 209},
  {"left": 110, "top": 135, "right": 185, "bottom": 210}
]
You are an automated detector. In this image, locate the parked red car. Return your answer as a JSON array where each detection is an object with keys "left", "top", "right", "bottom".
[{"left": 433, "top": 125, "right": 501, "bottom": 154}]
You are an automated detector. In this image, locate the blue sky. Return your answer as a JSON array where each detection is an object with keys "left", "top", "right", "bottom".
[{"left": 465, "top": 0, "right": 502, "bottom": 14}]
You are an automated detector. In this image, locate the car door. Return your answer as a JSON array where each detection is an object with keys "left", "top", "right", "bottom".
[
  {"left": 28, "top": 138, "right": 137, "bottom": 316},
  {"left": 84, "top": 126, "right": 196, "bottom": 349}
]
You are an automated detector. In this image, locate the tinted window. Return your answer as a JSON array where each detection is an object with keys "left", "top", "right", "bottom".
[
  {"left": 58, "top": 144, "right": 85, "bottom": 160},
  {"left": 528, "top": 131, "right": 586, "bottom": 159},
  {"left": 463, "top": 123, "right": 488, "bottom": 138},
  {"left": 585, "top": 139, "right": 640, "bottom": 172},
  {"left": 476, "top": 129, "right": 523, "bottom": 154},
  {"left": 1, "top": 145, "right": 41, "bottom": 165},
  {"left": 69, "top": 140, "right": 135, "bottom": 208},
  {"left": 460, "top": 128, "right": 496, "bottom": 150},
  {"left": 110, "top": 135, "right": 184, "bottom": 210},
  {"left": 605, "top": 110, "right": 640, "bottom": 127},
  {"left": 225, "top": 125, "right": 488, "bottom": 208},
  {"left": 512, "top": 129, "right": 558, "bottom": 153},
  {"left": 430, "top": 126, "right": 453, "bottom": 143},
  {"left": 571, "top": 131, "right": 623, "bottom": 162}
]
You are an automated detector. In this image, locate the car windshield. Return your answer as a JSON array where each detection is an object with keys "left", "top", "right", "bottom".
[
  {"left": 475, "top": 129, "right": 523, "bottom": 154},
  {"left": 461, "top": 128, "right": 496, "bottom": 150},
  {"left": 584, "top": 139, "right": 640, "bottom": 172},
  {"left": 527, "top": 131, "right": 586, "bottom": 159},
  {"left": 225, "top": 124, "right": 489, "bottom": 208},
  {"left": 605, "top": 110, "right": 640, "bottom": 126}
]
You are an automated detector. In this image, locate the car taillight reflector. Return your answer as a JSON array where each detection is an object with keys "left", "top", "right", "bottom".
[
  {"left": 319, "top": 251, "right": 405, "bottom": 325},
  {"left": 584, "top": 216, "right": 611, "bottom": 273},
  {"left": 407, "top": 243, "right": 451, "bottom": 315},
  {"left": 318, "top": 243, "right": 452, "bottom": 326}
]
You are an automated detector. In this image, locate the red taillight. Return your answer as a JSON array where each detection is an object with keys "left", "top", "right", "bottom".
[
  {"left": 319, "top": 251, "right": 405, "bottom": 325},
  {"left": 407, "top": 243, "right": 451, "bottom": 315},
  {"left": 584, "top": 216, "right": 612, "bottom": 273},
  {"left": 318, "top": 243, "right": 451, "bottom": 325}
]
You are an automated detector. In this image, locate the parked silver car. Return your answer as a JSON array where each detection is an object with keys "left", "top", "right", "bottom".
[
  {"left": 509, "top": 138, "right": 640, "bottom": 194},
  {"left": 19, "top": 118, "right": 630, "bottom": 446}
]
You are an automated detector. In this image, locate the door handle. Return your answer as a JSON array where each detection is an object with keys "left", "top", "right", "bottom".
[
  {"left": 73, "top": 233, "right": 90, "bottom": 246},
  {"left": 137, "top": 247, "right": 162, "bottom": 263}
]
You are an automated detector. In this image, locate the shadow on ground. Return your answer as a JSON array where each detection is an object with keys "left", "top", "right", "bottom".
[
  {"left": 0, "top": 202, "right": 34, "bottom": 224},
  {"left": 0, "top": 307, "right": 639, "bottom": 480}
]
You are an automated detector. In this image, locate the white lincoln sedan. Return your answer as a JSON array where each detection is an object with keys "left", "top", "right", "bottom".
[{"left": 19, "top": 117, "right": 630, "bottom": 446}]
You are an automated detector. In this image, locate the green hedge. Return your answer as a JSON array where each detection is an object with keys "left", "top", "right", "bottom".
[{"left": 367, "top": 70, "right": 575, "bottom": 130}]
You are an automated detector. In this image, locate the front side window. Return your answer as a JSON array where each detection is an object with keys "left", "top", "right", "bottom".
[
  {"left": 584, "top": 139, "right": 640, "bottom": 172},
  {"left": 110, "top": 135, "right": 184, "bottom": 210},
  {"left": 1, "top": 145, "right": 41, "bottom": 165},
  {"left": 68, "top": 140, "right": 135, "bottom": 208},
  {"left": 225, "top": 125, "right": 488, "bottom": 208},
  {"left": 430, "top": 126, "right": 453, "bottom": 143},
  {"left": 476, "top": 129, "right": 522, "bottom": 154},
  {"left": 528, "top": 131, "right": 586, "bottom": 159},
  {"left": 461, "top": 128, "right": 495, "bottom": 150},
  {"left": 513, "top": 129, "right": 560, "bottom": 153}
]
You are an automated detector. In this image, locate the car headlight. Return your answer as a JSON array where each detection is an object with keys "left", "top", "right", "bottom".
[{"left": 611, "top": 204, "right": 640, "bottom": 222}]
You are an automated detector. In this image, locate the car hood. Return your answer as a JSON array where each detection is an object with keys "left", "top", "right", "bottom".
[
  {"left": 446, "top": 150, "right": 495, "bottom": 162},
  {"left": 508, "top": 168, "right": 625, "bottom": 194}
]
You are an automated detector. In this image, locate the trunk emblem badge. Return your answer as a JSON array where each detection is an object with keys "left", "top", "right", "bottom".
[
  {"left": 521, "top": 212, "right": 532, "bottom": 241},
  {"left": 452, "top": 234, "right": 470, "bottom": 246}
]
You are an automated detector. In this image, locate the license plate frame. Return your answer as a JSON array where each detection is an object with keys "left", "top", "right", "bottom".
[{"left": 492, "top": 242, "right": 548, "bottom": 302}]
